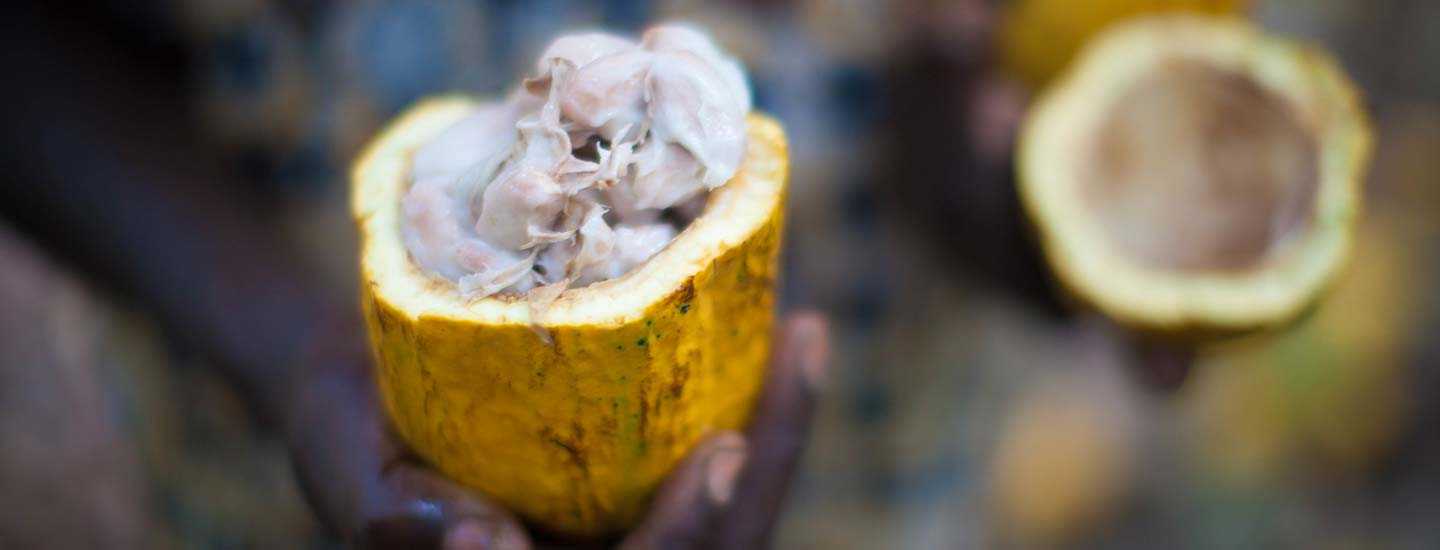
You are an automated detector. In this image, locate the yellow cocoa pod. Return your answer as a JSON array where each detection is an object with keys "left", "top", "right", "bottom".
[
  {"left": 1018, "top": 15, "right": 1372, "bottom": 338},
  {"left": 351, "top": 97, "right": 788, "bottom": 537},
  {"left": 1000, "top": 0, "right": 1250, "bottom": 89}
]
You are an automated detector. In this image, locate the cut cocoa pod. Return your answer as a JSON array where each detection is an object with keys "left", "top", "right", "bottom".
[{"left": 1018, "top": 15, "right": 1372, "bottom": 338}]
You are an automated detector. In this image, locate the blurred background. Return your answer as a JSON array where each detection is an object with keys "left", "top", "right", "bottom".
[{"left": 1, "top": 0, "right": 1437, "bottom": 547}]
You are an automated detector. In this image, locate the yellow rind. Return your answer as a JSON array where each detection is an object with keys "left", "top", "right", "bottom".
[
  {"left": 1017, "top": 15, "right": 1372, "bottom": 337},
  {"left": 998, "top": 0, "right": 1251, "bottom": 89},
  {"left": 352, "top": 98, "right": 788, "bottom": 536}
]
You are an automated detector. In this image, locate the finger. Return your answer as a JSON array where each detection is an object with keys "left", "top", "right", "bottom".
[
  {"left": 285, "top": 355, "right": 393, "bottom": 540},
  {"left": 620, "top": 432, "right": 749, "bottom": 550},
  {"left": 1128, "top": 340, "right": 1195, "bottom": 393},
  {"left": 284, "top": 353, "right": 530, "bottom": 549},
  {"left": 376, "top": 464, "right": 532, "bottom": 550},
  {"left": 714, "top": 311, "right": 829, "bottom": 549},
  {"left": 1077, "top": 315, "right": 1195, "bottom": 393}
]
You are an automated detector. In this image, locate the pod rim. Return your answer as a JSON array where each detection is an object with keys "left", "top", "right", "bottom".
[
  {"left": 352, "top": 97, "right": 788, "bottom": 328},
  {"left": 1017, "top": 15, "right": 1372, "bottom": 334}
]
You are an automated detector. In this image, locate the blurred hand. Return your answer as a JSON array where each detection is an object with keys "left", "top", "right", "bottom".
[
  {"left": 285, "top": 310, "right": 829, "bottom": 549},
  {"left": 1126, "top": 339, "right": 1195, "bottom": 393},
  {"left": 1075, "top": 316, "right": 1195, "bottom": 393}
]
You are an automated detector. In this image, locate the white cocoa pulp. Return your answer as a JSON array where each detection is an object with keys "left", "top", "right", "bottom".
[{"left": 401, "top": 24, "right": 751, "bottom": 297}]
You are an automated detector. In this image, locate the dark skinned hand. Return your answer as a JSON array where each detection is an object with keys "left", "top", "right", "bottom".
[
  {"left": 286, "top": 311, "right": 829, "bottom": 549},
  {"left": 0, "top": 9, "right": 830, "bottom": 547}
]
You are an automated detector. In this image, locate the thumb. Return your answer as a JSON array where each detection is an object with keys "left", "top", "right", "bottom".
[
  {"left": 619, "top": 432, "right": 749, "bottom": 550},
  {"left": 361, "top": 462, "right": 532, "bottom": 550}
]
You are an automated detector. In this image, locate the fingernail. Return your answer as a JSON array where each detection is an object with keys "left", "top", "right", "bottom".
[
  {"left": 444, "top": 518, "right": 529, "bottom": 550},
  {"left": 705, "top": 439, "right": 748, "bottom": 507},
  {"left": 793, "top": 315, "right": 830, "bottom": 393},
  {"left": 491, "top": 523, "right": 530, "bottom": 550},
  {"left": 442, "top": 519, "right": 492, "bottom": 550}
]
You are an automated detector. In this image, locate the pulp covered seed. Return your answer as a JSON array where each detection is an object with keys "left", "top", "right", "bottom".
[{"left": 402, "top": 24, "right": 750, "bottom": 297}]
